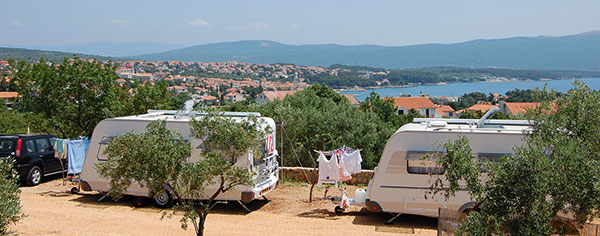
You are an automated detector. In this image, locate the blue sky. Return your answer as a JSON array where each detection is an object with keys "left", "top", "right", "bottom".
[{"left": 1, "top": 0, "right": 599, "bottom": 47}]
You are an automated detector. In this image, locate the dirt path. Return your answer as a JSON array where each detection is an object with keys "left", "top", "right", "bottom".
[{"left": 14, "top": 179, "right": 437, "bottom": 236}]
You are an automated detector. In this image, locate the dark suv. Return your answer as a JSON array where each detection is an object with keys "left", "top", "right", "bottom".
[{"left": 0, "top": 134, "right": 65, "bottom": 186}]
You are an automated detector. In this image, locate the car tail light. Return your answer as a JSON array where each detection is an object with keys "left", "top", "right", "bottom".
[{"left": 15, "top": 138, "right": 22, "bottom": 158}]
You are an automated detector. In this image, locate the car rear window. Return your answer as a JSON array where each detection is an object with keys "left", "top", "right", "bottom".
[{"left": 0, "top": 139, "right": 16, "bottom": 153}]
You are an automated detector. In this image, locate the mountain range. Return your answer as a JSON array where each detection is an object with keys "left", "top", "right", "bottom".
[
  {"left": 131, "top": 31, "right": 600, "bottom": 70},
  {"left": 2, "top": 31, "right": 600, "bottom": 70}
]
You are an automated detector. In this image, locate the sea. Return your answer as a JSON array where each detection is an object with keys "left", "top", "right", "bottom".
[{"left": 340, "top": 78, "right": 600, "bottom": 101}]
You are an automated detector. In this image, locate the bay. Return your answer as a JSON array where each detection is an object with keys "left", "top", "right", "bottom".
[{"left": 341, "top": 78, "right": 600, "bottom": 101}]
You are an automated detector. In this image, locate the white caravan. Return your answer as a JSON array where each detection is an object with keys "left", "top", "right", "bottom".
[
  {"left": 79, "top": 110, "right": 279, "bottom": 209},
  {"left": 364, "top": 108, "right": 529, "bottom": 219}
]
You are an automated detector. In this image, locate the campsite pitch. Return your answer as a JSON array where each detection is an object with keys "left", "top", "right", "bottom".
[{"left": 15, "top": 179, "right": 437, "bottom": 236}]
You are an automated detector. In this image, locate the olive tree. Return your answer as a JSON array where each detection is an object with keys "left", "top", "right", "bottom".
[
  {"left": 0, "top": 157, "right": 25, "bottom": 236},
  {"left": 96, "top": 114, "right": 265, "bottom": 236},
  {"left": 9, "top": 57, "right": 123, "bottom": 137},
  {"left": 430, "top": 81, "right": 600, "bottom": 235}
]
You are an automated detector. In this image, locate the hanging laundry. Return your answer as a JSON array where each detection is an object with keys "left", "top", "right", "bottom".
[
  {"left": 54, "top": 138, "right": 68, "bottom": 159},
  {"left": 340, "top": 149, "right": 362, "bottom": 176},
  {"left": 317, "top": 151, "right": 340, "bottom": 187},
  {"left": 67, "top": 138, "right": 90, "bottom": 174}
]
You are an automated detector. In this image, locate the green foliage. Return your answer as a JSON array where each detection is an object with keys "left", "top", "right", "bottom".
[
  {"left": 129, "top": 80, "right": 172, "bottom": 114},
  {"left": 458, "top": 110, "right": 483, "bottom": 119},
  {"left": 9, "top": 57, "right": 123, "bottom": 137},
  {"left": 433, "top": 81, "right": 600, "bottom": 235},
  {"left": 97, "top": 115, "right": 263, "bottom": 236},
  {"left": 189, "top": 113, "right": 266, "bottom": 163},
  {"left": 359, "top": 92, "right": 400, "bottom": 127},
  {"left": 398, "top": 108, "right": 425, "bottom": 126},
  {"left": 0, "top": 157, "right": 26, "bottom": 235},
  {"left": 455, "top": 92, "right": 494, "bottom": 110},
  {"left": 171, "top": 93, "right": 192, "bottom": 109},
  {"left": 504, "top": 88, "right": 536, "bottom": 102},
  {"left": 241, "top": 86, "right": 263, "bottom": 102},
  {"left": 427, "top": 137, "right": 483, "bottom": 200},
  {"left": 260, "top": 84, "right": 383, "bottom": 169},
  {"left": 0, "top": 103, "right": 29, "bottom": 134},
  {"left": 7, "top": 58, "right": 173, "bottom": 137}
]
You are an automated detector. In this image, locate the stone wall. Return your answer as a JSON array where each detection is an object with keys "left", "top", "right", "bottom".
[{"left": 279, "top": 167, "right": 373, "bottom": 185}]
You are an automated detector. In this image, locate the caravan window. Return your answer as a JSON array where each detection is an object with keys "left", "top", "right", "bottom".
[
  {"left": 478, "top": 153, "right": 510, "bottom": 172},
  {"left": 406, "top": 151, "right": 444, "bottom": 175},
  {"left": 96, "top": 136, "right": 114, "bottom": 161}
]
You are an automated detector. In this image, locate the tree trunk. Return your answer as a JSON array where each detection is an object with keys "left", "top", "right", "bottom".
[
  {"left": 196, "top": 212, "right": 207, "bottom": 236},
  {"left": 309, "top": 182, "right": 315, "bottom": 202}
]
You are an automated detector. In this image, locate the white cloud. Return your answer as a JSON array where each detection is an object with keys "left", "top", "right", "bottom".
[
  {"left": 11, "top": 21, "right": 24, "bottom": 27},
  {"left": 110, "top": 18, "right": 131, "bottom": 25},
  {"left": 186, "top": 18, "right": 210, "bottom": 28},
  {"left": 291, "top": 24, "right": 300, "bottom": 29}
]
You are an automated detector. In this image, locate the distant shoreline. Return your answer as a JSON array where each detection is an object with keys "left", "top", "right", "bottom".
[
  {"left": 339, "top": 77, "right": 600, "bottom": 101},
  {"left": 336, "top": 77, "right": 590, "bottom": 92}
]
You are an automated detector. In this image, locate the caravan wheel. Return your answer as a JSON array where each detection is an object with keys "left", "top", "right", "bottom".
[{"left": 153, "top": 191, "right": 174, "bottom": 208}]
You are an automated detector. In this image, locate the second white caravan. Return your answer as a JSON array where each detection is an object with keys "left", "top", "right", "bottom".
[
  {"left": 364, "top": 108, "right": 529, "bottom": 218},
  {"left": 78, "top": 110, "right": 279, "bottom": 208}
]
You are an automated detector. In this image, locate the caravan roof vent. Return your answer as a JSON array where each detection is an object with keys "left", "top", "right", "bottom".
[{"left": 428, "top": 121, "right": 447, "bottom": 127}]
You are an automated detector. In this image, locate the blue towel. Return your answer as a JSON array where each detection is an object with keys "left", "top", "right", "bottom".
[{"left": 67, "top": 139, "right": 89, "bottom": 174}]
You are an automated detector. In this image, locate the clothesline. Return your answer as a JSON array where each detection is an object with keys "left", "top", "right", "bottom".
[
  {"left": 53, "top": 137, "right": 90, "bottom": 175},
  {"left": 315, "top": 146, "right": 363, "bottom": 188},
  {"left": 313, "top": 147, "right": 362, "bottom": 154}
]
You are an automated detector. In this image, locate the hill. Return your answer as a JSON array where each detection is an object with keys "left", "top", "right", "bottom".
[
  {"left": 0, "top": 47, "right": 117, "bottom": 63},
  {"left": 131, "top": 32, "right": 600, "bottom": 70},
  {"left": 9, "top": 42, "right": 187, "bottom": 57}
]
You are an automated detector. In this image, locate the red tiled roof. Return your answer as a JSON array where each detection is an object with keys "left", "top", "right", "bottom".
[
  {"left": 262, "top": 91, "right": 296, "bottom": 101},
  {"left": 201, "top": 96, "right": 217, "bottom": 100},
  {"left": 504, "top": 102, "right": 541, "bottom": 114},
  {"left": 225, "top": 92, "right": 240, "bottom": 97},
  {"left": 343, "top": 94, "right": 360, "bottom": 105},
  {"left": 436, "top": 105, "right": 455, "bottom": 113},
  {"left": 388, "top": 97, "right": 436, "bottom": 109},
  {"left": 169, "top": 86, "right": 186, "bottom": 90},
  {"left": 460, "top": 104, "right": 498, "bottom": 113},
  {"left": 0, "top": 91, "right": 19, "bottom": 99}
]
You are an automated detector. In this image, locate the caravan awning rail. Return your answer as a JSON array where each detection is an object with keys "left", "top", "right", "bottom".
[
  {"left": 146, "top": 110, "right": 262, "bottom": 118},
  {"left": 413, "top": 118, "right": 531, "bottom": 126}
]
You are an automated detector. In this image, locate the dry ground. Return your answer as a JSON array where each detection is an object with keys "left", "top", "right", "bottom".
[{"left": 14, "top": 177, "right": 437, "bottom": 236}]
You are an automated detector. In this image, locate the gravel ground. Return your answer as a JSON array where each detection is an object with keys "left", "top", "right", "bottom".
[{"left": 14, "top": 177, "right": 437, "bottom": 236}]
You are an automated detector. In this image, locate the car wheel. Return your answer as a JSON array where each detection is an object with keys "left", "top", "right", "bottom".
[
  {"left": 26, "top": 166, "right": 42, "bottom": 186},
  {"left": 335, "top": 206, "right": 345, "bottom": 214},
  {"left": 152, "top": 191, "right": 174, "bottom": 208}
]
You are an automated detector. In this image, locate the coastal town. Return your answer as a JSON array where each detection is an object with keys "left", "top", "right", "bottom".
[{"left": 0, "top": 58, "right": 546, "bottom": 120}]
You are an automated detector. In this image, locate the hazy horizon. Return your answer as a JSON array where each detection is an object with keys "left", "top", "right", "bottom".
[{"left": 2, "top": 0, "right": 599, "bottom": 48}]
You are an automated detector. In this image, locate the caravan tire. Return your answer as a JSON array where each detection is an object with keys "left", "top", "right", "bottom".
[{"left": 153, "top": 191, "right": 174, "bottom": 209}]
